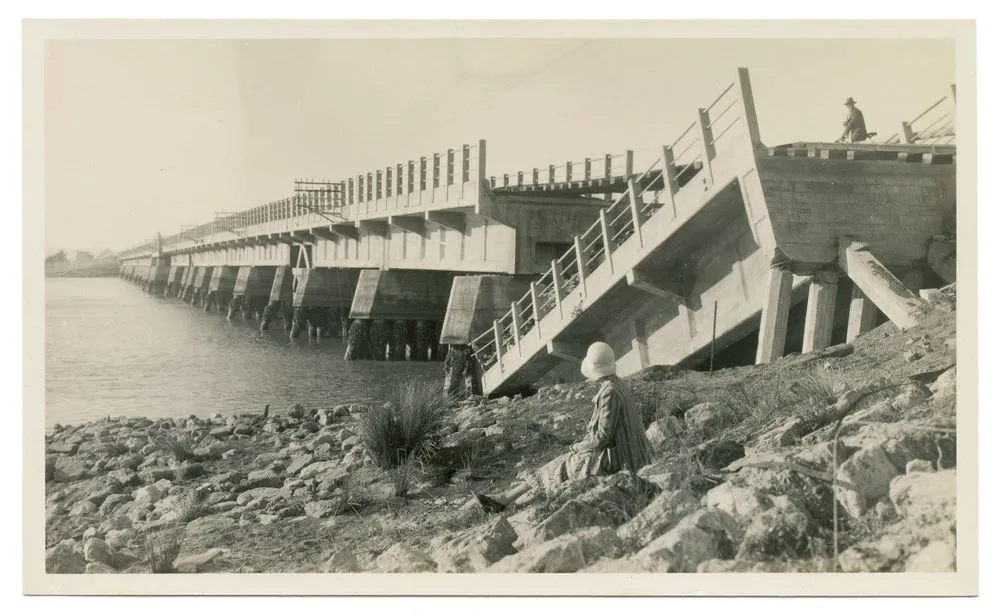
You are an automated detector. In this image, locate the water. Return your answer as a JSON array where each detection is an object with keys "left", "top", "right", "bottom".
[{"left": 44, "top": 278, "right": 444, "bottom": 430}]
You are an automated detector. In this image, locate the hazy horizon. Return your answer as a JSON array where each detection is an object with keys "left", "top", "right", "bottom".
[{"left": 44, "top": 37, "right": 955, "bottom": 254}]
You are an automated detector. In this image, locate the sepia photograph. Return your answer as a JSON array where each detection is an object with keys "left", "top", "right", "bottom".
[{"left": 22, "top": 18, "right": 978, "bottom": 596}]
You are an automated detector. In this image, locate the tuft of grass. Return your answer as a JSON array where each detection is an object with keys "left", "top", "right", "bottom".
[
  {"left": 790, "top": 368, "right": 845, "bottom": 421},
  {"left": 632, "top": 384, "right": 697, "bottom": 428},
  {"left": 154, "top": 433, "right": 197, "bottom": 463},
  {"left": 357, "top": 379, "right": 450, "bottom": 497},
  {"left": 144, "top": 527, "right": 186, "bottom": 573},
  {"left": 176, "top": 489, "right": 207, "bottom": 524}
]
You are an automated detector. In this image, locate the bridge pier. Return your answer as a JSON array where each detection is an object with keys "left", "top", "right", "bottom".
[
  {"left": 228, "top": 266, "right": 278, "bottom": 321},
  {"left": 439, "top": 274, "right": 533, "bottom": 396},
  {"left": 289, "top": 267, "right": 358, "bottom": 340},
  {"left": 188, "top": 266, "right": 212, "bottom": 307},
  {"left": 260, "top": 266, "right": 295, "bottom": 332},
  {"left": 204, "top": 266, "right": 238, "bottom": 313},
  {"left": 345, "top": 269, "right": 454, "bottom": 361},
  {"left": 164, "top": 266, "right": 186, "bottom": 298},
  {"left": 147, "top": 262, "right": 170, "bottom": 296},
  {"left": 801, "top": 272, "right": 839, "bottom": 354}
]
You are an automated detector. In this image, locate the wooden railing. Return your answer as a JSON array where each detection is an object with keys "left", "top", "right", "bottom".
[
  {"left": 119, "top": 141, "right": 486, "bottom": 257},
  {"left": 883, "top": 86, "right": 956, "bottom": 146},
  {"left": 467, "top": 68, "right": 757, "bottom": 380},
  {"left": 489, "top": 151, "right": 634, "bottom": 189}
]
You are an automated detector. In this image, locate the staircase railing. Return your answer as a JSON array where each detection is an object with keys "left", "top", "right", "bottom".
[{"left": 468, "top": 68, "right": 757, "bottom": 383}]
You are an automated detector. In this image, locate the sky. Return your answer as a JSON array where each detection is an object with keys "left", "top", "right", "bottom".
[{"left": 43, "top": 37, "right": 955, "bottom": 254}]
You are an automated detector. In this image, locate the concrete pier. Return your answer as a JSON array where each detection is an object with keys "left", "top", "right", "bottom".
[
  {"left": 439, "top": 275, "right": 534, "bottom": 346},
  {"left": 204, "top": 266, "right": 238, "bottom": 313},
  {"left": 845, "top": 284, "right": 879, "bottom": 342},
  {"left": 289, "top": 267, "right": 359, "bottom": 339},
  {"left": 189, "top": 266, "right": 212, "bottom": 307},
  {"left": 838, "top": 239, "right": 922, "bottom": 330},
  {"left": 228, "top": 266, "right": 278, "bottom": 321},
  {"left": 147, "top": 262, "right": 170, "bottom": 296},
  {"left": 260, "top": 266, "right": 294, "bottom": 332},
  {"left": 164, "top": 266, "right": 186, "bottom": 298},
  {"left": 755, "top": 268, "right": 793, "bottom": 364},
  {"left": 346, "top": 269, "right": 454, "bottom": 360},
  {"left": 801, "top": 272, "right": 839, "bottom": 353}
]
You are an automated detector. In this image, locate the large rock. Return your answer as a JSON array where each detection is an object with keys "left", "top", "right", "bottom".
[
  {"left": 133, "top": 484, "right": 164, "bottom": 507},
  {"left": 703, "top": 483, "right": 772, "bottom": 523},
  {"left": 429, "top": 517, "right": 519, "bottom": 572},
  {"left": 684, "top": 402, "right": 728, "bottom": 437},
  {"left": 838, "top": 534, "right": 907, "bottom": 572},
  {"left": 617, "top": 489, "right": 701, "bottom": 548},
  {"left": 696, "top": 440, "right": 745, "bottom": 469},
  {"left": 304, "top": 499, "right": 343, "bottom": 519},
  {"left": 243, "top": 469, "right": 283, "bottom": 490},
  {"left": 881, "top": 431, "right": 956, "bottom": 473},
  {"left": 645, "top": 416, "right": 685, "bottom": 451},
  {"left": 45, "top": 541, "right": 87, "bottom": 573},
  {"left": 298, "top": 460, "right": 344, "bottom": 481},
  {"left": 737, "top": 498, "right": 814, "bottom": 560},
  {"left": 632, "top": 508, "right": 741, "bottom": 572},
  {"left": 321, "top": 549, "right": 361, "bottom": 573},
  {"left": 489, "top": 526, "right": 622, "bottom": 573},
  {"left": 836, "top": 444, "right": 901, "bottom": 518},
  {"left": 99, "top": 493, "right": 131, "bottom": 516},
  {"left": 889, "top": 469, "right": 956, "bottom": 531},
  {"left": 905, "top": 540, "right": 955, "bottom": 572},
  {"left": 83, "top": 537, "right": 115, "bottom": 566},
  {"left": 374, "top": 543, "right": 437, "bottom": 573},
  {"left": 53, "top": 457, "right": 90, "bottom": 483}
]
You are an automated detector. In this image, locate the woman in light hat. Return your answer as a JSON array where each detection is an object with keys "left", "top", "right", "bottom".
[{"left": 473, "top": 341, "right": 652, "bottom": 512}]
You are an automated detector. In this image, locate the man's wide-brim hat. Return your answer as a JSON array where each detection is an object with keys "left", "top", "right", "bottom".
[
  {"left": 581, "top": 341, "right": 617, "bottom": 380},
  {"left": 844, "top": 97, "right": 857, "bottom": 106}
]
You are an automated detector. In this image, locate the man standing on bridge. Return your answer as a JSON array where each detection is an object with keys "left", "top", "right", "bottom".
[{"left": 838, "top": 97, "right": 869, "bottom": 143}]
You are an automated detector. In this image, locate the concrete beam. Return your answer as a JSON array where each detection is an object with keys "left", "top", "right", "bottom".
[
  {"left": 292, "top": 230, "right": 315, "bottom": 243},
  {"left": 755, "top": 268, "right": 793, "bottom": 364},
  {"left": 350, "top": 269, "right": 455, "bottom": 320},
  {"left": 329, "top": 224, "right": 360, "bottom": 241},
  {"left": 311, "top": 227, "right": 340, "bottom": 242},
  {"left": 846, "top": 284, "right": 879, "bottom": 342},
  {"left": 358, "top": 220, "right": 389, "bottom": 237},
  {"left": 801, "top": 278, "right": 838, "bottom": 353},
  {"left": 625, "top": 268, "right": 686, "bottom": 304},
  {"left": 388, "top": 215, "right": 427, "bottom": 235},
  {"left": 271, "top": 233, "right": 296, "bottom": 246},
  {"left": 426, "top": 211, "right": 466, "bottom": 233},
  {"left": 546, "top": 340, "right": 586, "bottom": 364},
  {"left": 838, "top": 238, "right": 922, "bottom": 330}
]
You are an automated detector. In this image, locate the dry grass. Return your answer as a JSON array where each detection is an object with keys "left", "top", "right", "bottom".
[
  {"left": 144, "top": 526, "right": 186, "bottom": 573},
  {"left": 356, "top": 379, "right": 450, "bottom": 497},
  {"left": 154, "top": 433, "right": 197, "bottom": 463}
]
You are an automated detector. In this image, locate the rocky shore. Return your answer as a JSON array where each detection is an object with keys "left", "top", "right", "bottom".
[{"left": 44, "top": 287, "right": 959, "bottom": 574}]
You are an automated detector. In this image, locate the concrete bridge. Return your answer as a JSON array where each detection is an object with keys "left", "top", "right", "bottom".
[{"left": 118, "top": 67, "right": 957, "bottom": 395}]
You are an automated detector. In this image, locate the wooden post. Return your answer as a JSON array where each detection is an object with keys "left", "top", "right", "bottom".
[
  {"left": 755, "top": 268, "right": 793, "bottom": 364},
  {"left": 493, "top": 320, "right": 504, "bottom": 373},
  {"left": 573, "top": 236, "right": 587, "bottom": 297},
  {"left": 734, "top": 67, "right": 762, "bottom": 148},
  {"left": 598, "top": 209, "right": 615, "bottom": 273},
  {"left": 510, "top": 302, "right": 522, "bottom": 353},
  {"left": 902, "top": 121, "right": 915, "bottom": 144},
  {"left": 625, "top": 150, "right": 634, "bottom": 176},
  {"left": 551, "top": 260, "right": 564, "bottom": 319},
  {"left": 529, "top": 281, "right": 541, "bottom": 336},
  {"left": 696, "top": 108, "right": 716, "bottom": 184},
  {"left": 626, "top": 178, "right": 644, "bottom": 247}
]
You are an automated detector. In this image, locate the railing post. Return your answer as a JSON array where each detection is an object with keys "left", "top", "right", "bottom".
[
  {"left": 517, "top": 171, "right": 524, "bottom": 187},
  {"left": 696, "top": 108, "right": 716, "bottom": 184},
  {"left": 901, "top": 121, "right": 915, "bottom": 144},
  {"left": 532, "top": 168, "right": 539, "bottom": 185},
  {"left": 625, "top": 150, "right": 634, "bottom": 177},
  {"left": 584, "top": 157, "right": 592, "bottom": 180},
  {"left": 566, "top": 161, "right": 573, "bottom": 183},
  {"left": 510, "top": 302, "right": 522, "bottom": 353},
  {"left": 573, "top": 237, "right": 588, "bottom": 298},
  {"left": 734, "top": 67, "right": 763, "bottom": 149},
  {"left": 548, "top": 164, "right": 555, "bottom": 184},
  {"left": 551, "top": 260, "right": 564, "bottom": 319},
  {"left": 529, "top": 281, "right": 541, "bottom": 337},
  {"left": 626, "top": 178, "right": 644, "bottom": 247},
  {"left": 447, "top": 149, "right": 454, "bottom": 186},
  {"left": 598, "top": 209, "right": 615, "bottom": 273},
  {"left": 477, "top": 140, "right": 487, "bottom": 186},
  {"left": 493, "top": 320, "right": 504, "bottom": 373},
  {"left": 461, "top": 145, "right": 470, "bottom": 184}
]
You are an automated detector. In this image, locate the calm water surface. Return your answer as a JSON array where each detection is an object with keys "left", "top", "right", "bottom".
[{"left": 44, "top": 278, "right": 444, "bottom": 430}]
